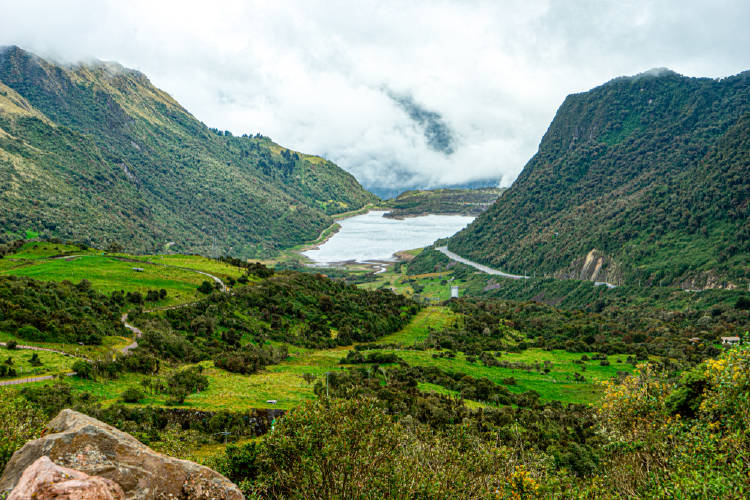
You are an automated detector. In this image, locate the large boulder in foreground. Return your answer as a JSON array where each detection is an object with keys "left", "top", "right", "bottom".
[
  {"left": 0, "top": 409, "right": 244, "bottom": 500},
  {"left": 7, "top": 456, "right": 124, "bottom": 500}
]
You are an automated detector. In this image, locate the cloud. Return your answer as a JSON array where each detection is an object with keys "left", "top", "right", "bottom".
[
  {"left": 386, "top": 90, "right": 456, "bottom": 155},
  {"left": 0, "top": 0, "right": 749, "bottom": 197}
]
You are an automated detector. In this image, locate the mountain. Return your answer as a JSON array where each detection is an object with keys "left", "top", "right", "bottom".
[
  {"left": 0, "top": 46, "right": 377, "bottom": 257},
  {"left": 382, "top": 187, "right": 505, "bottom": 218},
  {"left": 447, "top": 69, "right": 750, "bottom": 288}
]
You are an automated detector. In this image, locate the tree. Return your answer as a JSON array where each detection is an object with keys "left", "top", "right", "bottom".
[
  {"left": 197, "top": 280, "right": 214, "bottom": 294},
  {"left": 252, "top": 397, "right": 403, "bottom": 498},
  {"left": 72, "top": 360, "right": 93, "bottom": 379},
  {"left": 121, "top": 386, "right": 144, "bottom": 403}
]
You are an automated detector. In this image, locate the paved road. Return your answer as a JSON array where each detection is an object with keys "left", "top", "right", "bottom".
[
  {"left": 436, "top": 246, "right": 530, "bottom": 280},
  {"left": 437, "top": 246, "right": 617, "bottom": 288}
]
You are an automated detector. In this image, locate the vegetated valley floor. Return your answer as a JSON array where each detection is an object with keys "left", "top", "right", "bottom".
[{"left": 0, "top": 241, "right": 638, "bottom": 409}]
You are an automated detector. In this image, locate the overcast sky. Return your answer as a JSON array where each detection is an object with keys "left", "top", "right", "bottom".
[{"left": 2, "top": 1, "right": 749, "bottom": 196}]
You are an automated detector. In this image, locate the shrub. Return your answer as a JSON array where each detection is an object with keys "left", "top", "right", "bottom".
[
  {"left": 121, "top": 386, "right": 144, "bottom": 403},
  {"left": 6, "top": 340, "right": 17, "bottom": 350},
  {"left": 72, "top": 360, "right": 93, "bottom": 379}
]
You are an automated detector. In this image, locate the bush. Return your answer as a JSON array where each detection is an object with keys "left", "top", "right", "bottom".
[
  {"left": 6, "top": 340, "right": 17, "bottom": 350},
  {"left": 0, "top": 393, "right": 46, "bottom": 470},
  {"left": 121, "top": 386, "right": 144, "bottom": 403},
  {"left": 197, "top": 281, "right": 214, "bottom": 294},
  {"left": 72, "top": 360, "right": 93, "bottom": 379}
]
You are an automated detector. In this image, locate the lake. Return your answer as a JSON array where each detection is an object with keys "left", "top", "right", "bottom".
[{"left": 303, "top": 211, "right": 474, "bottom": 264}]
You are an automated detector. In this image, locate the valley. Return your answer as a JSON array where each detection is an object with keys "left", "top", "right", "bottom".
[{"left": 1, "top": 46, "right": 749, "bottom": 499}]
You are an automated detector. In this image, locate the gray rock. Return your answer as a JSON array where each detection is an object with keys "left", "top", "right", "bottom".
[{"left": 0, "top": 409, "right": 244, "bottom": 500}]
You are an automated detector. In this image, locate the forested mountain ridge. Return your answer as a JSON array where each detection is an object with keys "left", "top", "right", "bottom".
[
  {"left": 448, "top": 69, "right": 750, "bottom": 288},
  {"left": 0, "top": 46, "right": 376, "bottom": 257}
]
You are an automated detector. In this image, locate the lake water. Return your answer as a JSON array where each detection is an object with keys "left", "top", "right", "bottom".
[{"left": 303, "top": 211, "right": 474, "bottom": 264}]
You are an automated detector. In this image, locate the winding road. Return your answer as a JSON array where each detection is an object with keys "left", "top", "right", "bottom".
[
  {"left": 436, "top": 246, "right": 530, "bottom": 280},
  {"left": 436, "top": 246, "right": 617, "bottom": 288},
  {"left": 119, "top": 266, "right": 229, "bottom": 353},
  {"left": 0, "top": 264, "right": 229, "bottom": 385}
]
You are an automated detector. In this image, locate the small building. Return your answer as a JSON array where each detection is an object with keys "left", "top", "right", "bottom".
[
  {"left": 266, "top": 399, "right": 278, "bottom": 405},
  {"left": 721, "top": 336, "right": 741, "bottom": 346},
  {"left": 450, "top": 286, "right": 459, "bottom": 298},
  {"left": 132, "top": 267, "right": 144, "bottom": 272},
  {"left": 688, "top": 337, "right": 701, "bottom": 344}
]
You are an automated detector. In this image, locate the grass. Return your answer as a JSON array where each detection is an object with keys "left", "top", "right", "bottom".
[
  {"left": 1, "top": 254, "right": 208, "bottom": 307},
  {"left": 376, "top": 348, "right": 634, "bottom": 404},
  {"left": 0, "top": 331, "right": 130, "bottom": 359},
  {"left": 1, "top": 304, "right": 634, "bottom": 408},
  {"left": 0, "top": 347, "right": 77, "bottom": 380},
  {"left": 132, "top": 254, "right": 246, "bottom": 281},
  {"left": 379, "top": 306, "right": 459, "bottom": 344},
  {"left": 7, "top": 241, "right": 92, "bottom": 260}
]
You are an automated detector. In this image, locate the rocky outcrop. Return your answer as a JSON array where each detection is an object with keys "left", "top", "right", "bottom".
[
  {"left": 0, "top": 409, "right": 244, "bottom": 500},
  {"left": 7, "top": 456, "right": 124, "bottom": 500}
]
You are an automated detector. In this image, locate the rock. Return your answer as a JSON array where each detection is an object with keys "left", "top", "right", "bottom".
[
  {"left": 0, "top": 409, "right": 244, "bottom": 500},
  {"left": 7, "top": 456, "right": 124, "bottom": 500}
]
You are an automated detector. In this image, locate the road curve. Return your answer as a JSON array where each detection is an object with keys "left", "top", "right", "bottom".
[
  {"left": 436, "top": 246, "right": 530, "bottom": 280},
  {"left": 0, "top": 264, "right": 231, "bottom": 385},
  {"left": 436, "top": 246, "right": 617, "bottom": 288},
  {"left": 118, "top": 268, "right": 229, "bottom": 353}
]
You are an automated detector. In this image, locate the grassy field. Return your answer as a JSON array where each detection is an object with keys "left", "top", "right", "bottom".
[
  {"left": 0, "top": 242, "right": 243, "bottom": 307},
  {"left": 379, "top": 306, "right": 459, "bottom": 344},
  {"left": 0, "top": 243, "right": 639, "bottom": 413},
  {"left": 0, "top": 347, "right": 77, "bottom": 380},
  {"left": 0, "top": 332, "right": 130, "bottom": 360},
  {"left": 7, "top": 305, "right": 634, "bottom": 409},
  {"left": 132, "top": 254, "right": 247, "bottom": 281}
]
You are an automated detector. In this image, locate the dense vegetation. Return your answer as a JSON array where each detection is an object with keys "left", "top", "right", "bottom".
[
  {"left": 448, "top": 69, "right": 750, "bottom": 288},
  {"left": 132, "top": 271, "right": 419, "bottom": 356},
  {"left": 0, "top": 275, "right": 123, "bottom": 344},
  {"left": 203, "top": 343, "right": 750, "bottom": 498},
  {"left": 0, "top": 46, "right": 377, "bottom": 257},
  {"left": 381, "top": 187, "right": 504, "bottom": 218}
]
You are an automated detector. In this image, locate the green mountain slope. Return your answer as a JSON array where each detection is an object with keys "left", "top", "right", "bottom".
[
  {"left": 448, "top": 69, "right": 750, "bottom": 288},
  {"left": 0, "top": 46, "right": 377, "bottom": 257},
  {"left": 382, "top": 187, "right": 505, "bottom": 218}
]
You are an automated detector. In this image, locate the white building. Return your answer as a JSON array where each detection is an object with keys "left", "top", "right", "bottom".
[
  {"left": 721, "top": 336, "right": 741, "bottom": 346},
  {"left": 450, "top": 286, "right": 459, "bottom": 298}
]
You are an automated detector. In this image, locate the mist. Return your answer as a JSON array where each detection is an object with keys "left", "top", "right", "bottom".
[{"left": 1, "top": 0, "right": 749, "bottom": 196}]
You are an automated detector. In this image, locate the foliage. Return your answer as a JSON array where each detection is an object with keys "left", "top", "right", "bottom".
[
  {"left": 214, "top": 344, "right": 288, "bottom": 375},
  {"left": 585, "top": 346, "right": 750, "bottom": 498},
  {"left": 121, "top": 386, "right": 145, "bottom": 403},
  {"left": 381, "top": 187, "right": 504, "bottom": 218},
  {"left": 0, "top": 46, "right": 377, "bottom": 258},
  {"left": 231, "top": 396, "right": 517, "bottom": 500},
  {"left": 135, "top": 271, "right": 419, "bottom": 355},
  {"left": 0, "top": 275, "right": 123, "bottom": 344},
  {"left": 448, "top": 71, "right": 750, "bottom": 286},
  {"left": 0, "top": 392, "right": 46, "bottom": 470}
]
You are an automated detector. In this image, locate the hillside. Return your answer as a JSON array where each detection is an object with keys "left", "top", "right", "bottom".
[
  {"left": 0, "top": 46, "right": 377, "bottom": 257},
  {"left": 447, "top": 69, "right": 750, "bottom": 288},
  {"left": 382, "top": 187, "right": 504, "bottom": 218}
]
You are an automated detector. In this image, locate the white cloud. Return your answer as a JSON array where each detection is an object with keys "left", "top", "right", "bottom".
[{"left": 1, "top": 0, "right": 749, "bottom": 196}]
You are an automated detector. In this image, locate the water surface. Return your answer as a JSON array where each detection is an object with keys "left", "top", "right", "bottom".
[{"left": 303, "top": 211, "right": 474, "bottom": 264}]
